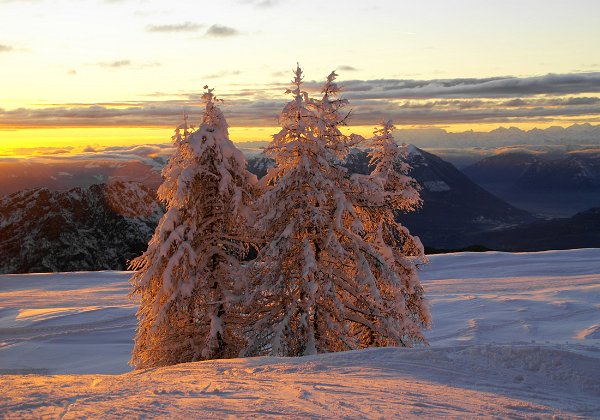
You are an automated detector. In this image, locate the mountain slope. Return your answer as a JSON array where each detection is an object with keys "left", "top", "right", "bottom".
[
  {"left": 397, "top": 147, "right": 534, "bottom": 248},
  {"left": 472, "top": 207, "right": 600, "bottom": 251},
  {"left": 3, "top": 147, "right": 589, "bottom": 275},
  {"left": 464, "top": 152, "right": 600, "bottom": 216},
  {"left": 462, "top": 152, "right": 540, "bottom": 196},
  {"left": 246, "top": 155, "right": 274, "bottom": 179},
  {"left": 0, "top": 181, "right": 162, "bottom": 274},
  {"left": 513, "top": 155, "right": 600, "bottom": 192}
]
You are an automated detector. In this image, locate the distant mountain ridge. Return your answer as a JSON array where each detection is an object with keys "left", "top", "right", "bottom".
[
  {"left": 397, "top": 123, "right": 600, "bottom": 149},
  {"left": 0, "top": 160, "right": 162, "bottom": 197},
  {"left": 460, "top": 152, "right": 539, "bottom": 195},
  {"left": 513, "top": 155, "right": 600, "bottom": 191},
  {"left": 3, "top": 147, "right": 598, "bottom": 274},
  {"left": 463, "top": 152, "right": 600, "bottom": 216}
]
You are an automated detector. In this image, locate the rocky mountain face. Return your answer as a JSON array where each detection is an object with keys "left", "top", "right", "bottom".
[
  {"left": 513, "top": 155, "right": 600, "bottom": 191},
  {"left": 463, "top": 152, "right": 600, "bottom": 217},
  {"left": 0, "top": 181, "right": 162, "bottom": 274},
  {"left": 246, "top": 155, "right": 274, "bottom": 179}
]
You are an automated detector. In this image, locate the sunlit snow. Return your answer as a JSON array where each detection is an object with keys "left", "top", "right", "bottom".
[{"left": 1, "top": 249, "right": 599, "bottom": 417}]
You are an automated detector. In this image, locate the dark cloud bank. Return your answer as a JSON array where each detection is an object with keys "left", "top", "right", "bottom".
[{"left": 2, "top": 72, "right": 600, "bottom": 128}]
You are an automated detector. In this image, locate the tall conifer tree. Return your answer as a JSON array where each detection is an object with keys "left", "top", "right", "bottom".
[
  {"left": 244, "top": 66, "right": 430, "bottom": 356},
  {"left": 350, "top": 121, "right": 431, "bottom": 347},
  {"left": 130, "top": 87, "right": 256, "bottom": 368}
]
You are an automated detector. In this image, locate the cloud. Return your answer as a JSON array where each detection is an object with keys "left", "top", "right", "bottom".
[
  {"left": 562, "top": 97, "right": 600, "bottom": 105},
  {"left": 0, "top": 44, "right": 14, "bottom": 52},
  {"left": 338, "top": 65, "right": 358, "bottom": 72},
  {"left": 205, "top": 24, "right": 239, "bottom": 37},
  {"left": 95, "top": 60, "right": 160, "bottom": 69},
  {"left": 348, "top": 102, "right": 600, "bottom": 126},
  {"left": 255, "top": 0, "right": 279, "bottom": 7},
  {"left": 21, "top": 143, "right": 177, "bottom": 165},
  {"left": 203, "top": 70, "right": 241, "bottom": 79},
  {"left": 0, "top": 96, "right": 287, "bottom": 128},
  {"left": 98, "top": 60, "right": 131, "bottom": 68},
  {"left": 503, "top": 98, "right": 527, "bottom": 107},
  {"left": 9, "top": 146, "right": 74, "bottom": 155},
  {"left": 146, "top": 22, "right": 203, "bottom": 33},
  {"left": 74, "top": 143, "right": 175, "bottom": 170},
  {"left": 0, "top": 104, "right": 192, "bottom": 128},
  {"left": 3, "top": 94, "right": 600, "bottom": 128},
  {"left": 0, "top": 143, "right": 175, "bottom": 193},
  {"left": 102, "top": 144, "right": 169, "bottom": 157},
  {"left": 398, "top": 99, "right": 485, "bottom": 110},
  {"left": 2, "top": 72, "right": 600, "bottom": 129},
  {"left": 567, "top": 147, "right": 600, "bottom": 156},
  {"left": 339, "top": 72, "right": 600, "bottom": 100},
  {"left": 239, "top": 0, "right": 281, "bottom": 8}
]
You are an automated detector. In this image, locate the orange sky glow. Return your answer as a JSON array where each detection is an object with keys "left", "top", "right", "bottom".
[
  {"left": 1, "top": 119, "right": 597, "bottom": 158},
  {"left": 1, "top": 0, "right": 600, "bottom": 157}
]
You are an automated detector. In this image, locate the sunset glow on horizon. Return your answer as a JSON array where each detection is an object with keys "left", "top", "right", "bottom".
[
  {"left": 2, "top": 120, "right": 599, "bottom": 158},
  {"left": 2, "top": 0, "right": 600, "bottom": 155}
]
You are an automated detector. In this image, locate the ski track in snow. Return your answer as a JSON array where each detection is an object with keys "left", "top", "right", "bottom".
[{"left": 1, "top": 249, "right": 599, "bottom": 418}]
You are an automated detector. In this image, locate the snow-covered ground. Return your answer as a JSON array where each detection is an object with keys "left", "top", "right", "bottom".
[{"left": 1, "top": 249, "right": 599, "bottom": 417}]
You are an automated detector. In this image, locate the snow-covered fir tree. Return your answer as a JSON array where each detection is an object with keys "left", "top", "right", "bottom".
[
  {"left": 129, "top": 87, "right": 256, "bottom": 368},
  {"left": 350, "top": 121, "right": 431, "bottom": 347},
  {"left": 243, "top": 66, "right": 429, "bottom": 357}
]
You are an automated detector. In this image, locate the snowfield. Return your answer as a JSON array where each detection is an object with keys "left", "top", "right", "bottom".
[{"left": 1, "top": 249, "right": 599, "bottom": 418}]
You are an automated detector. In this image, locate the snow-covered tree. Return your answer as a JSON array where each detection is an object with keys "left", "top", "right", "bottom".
[
  {"left": 243, "top": 66, "right": 354, "bottom": 356},
  {"left": 314, "top": 70, "right": 350, "bottom": 149},
  {"left": 129, "top": 87, "right": 256, "bottom": 368},
  {"left": 361, "top": 121, "right": 424, "bottom": 251},
  {"left": 243, "top": 66, "right": 430, "bottom": 357},
  {"left": 172, "top": 111, "right": 194, "bottom": 146},
  {"left": 349, "top": 121, "right": 431, "bottom": 347}
]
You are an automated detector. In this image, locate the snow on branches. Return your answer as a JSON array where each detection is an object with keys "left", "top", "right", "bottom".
[
  {"left": 129, "top": 87, "right": 256, "bottom": 369},
  {"left": 243, "top": 65, "right": 430, "bottom": 357},
  {"left": 131, "top": 67, "right": 430, "bottom": 367}
]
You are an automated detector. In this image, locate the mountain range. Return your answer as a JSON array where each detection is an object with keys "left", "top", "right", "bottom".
[
  {"left": 463, "top": 151, "right": 600, "bottom": 216},
  {"left": 0, "top": 159, "right": 162, "bottom": 197},
  {"left": 397, "top": 123, "right": 600, "bottom": 149},
  {"left": 2, "top": 147, "right": 598, "bottom": 274}
]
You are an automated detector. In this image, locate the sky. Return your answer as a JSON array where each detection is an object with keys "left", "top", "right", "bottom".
[{"left": 1, "top": 0, "right": 600, "bottom": 155}]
